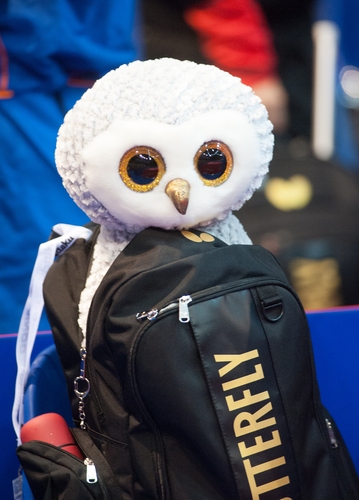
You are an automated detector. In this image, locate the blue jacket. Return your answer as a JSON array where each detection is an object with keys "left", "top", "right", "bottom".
[
  {"left": 0, "top": 0, "right": 142, "bottom": 334},
  {"left": 0, "top": 0, "right": 141, "bottom": 93}
]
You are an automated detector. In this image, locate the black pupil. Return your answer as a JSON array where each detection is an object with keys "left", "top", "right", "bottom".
[
  {"left": 197, "top": 148, "right": 226, "bottom": 180},
  {"left": 127, "top": 154, "right": 159, "bottom": 185}
]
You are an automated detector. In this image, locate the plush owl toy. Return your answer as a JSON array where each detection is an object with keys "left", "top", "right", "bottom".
[{"left": 55, "top": 58, "right": 273, "bottom": 335}]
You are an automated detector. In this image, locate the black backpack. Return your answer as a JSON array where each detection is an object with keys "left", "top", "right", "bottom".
[{"left": 18, "top": 225, "right": 359, "bottom": 499}]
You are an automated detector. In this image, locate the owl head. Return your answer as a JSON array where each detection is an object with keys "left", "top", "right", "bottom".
[{"left": 55, "top": 58, "right": 273, "bottom": 233}]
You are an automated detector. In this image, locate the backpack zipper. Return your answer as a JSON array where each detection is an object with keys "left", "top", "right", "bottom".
[
  {"left": 321, "top": 413, "right": 359, "bottom": 497},
  {"left": 136, "top": 277, "right": 291, "bottom": 324},
  {"left": 84, "top": 457, "right": 98, "bottom": 483},
  {"left": 178, "top": 295, "right": 192, "bottom": 322},
  {"left": 136, "top": 296, "right": 192, "bottom": 323},
  {"left": 325, "top": 418, "right": 339, "bottom": 448},
  {"left": 136, "top": 308, "right": 159, "bottom": 321}
]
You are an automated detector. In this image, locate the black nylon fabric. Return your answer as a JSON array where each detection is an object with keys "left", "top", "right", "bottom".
[
  {"left": 42, "top": 226, "right": 359, "bottom": 499},
  {"left": 85, "top": 228, "right": 292, "bottom": 498},
  {"left": 17, "top": 441, "right": 106, "bottom": 500}
]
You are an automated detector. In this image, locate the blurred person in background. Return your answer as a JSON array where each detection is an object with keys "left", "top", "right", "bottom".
[
  {"left": 0, "top": 0, "right": 142, "bottom": 334},
  {"left": 143, "top": 0, "right": 359, "bottom": 309},
  {"left": 184, "top": 0, "right": 292, "bottom": 136},
  {"left": 144, "top": 0, "right": 288, "bottom": 136}
]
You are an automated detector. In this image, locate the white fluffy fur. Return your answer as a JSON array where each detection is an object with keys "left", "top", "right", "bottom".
[
  {"left": 55, "top": 58, "right": 274, "bottom": 335},
  {"left": 56, "top": 58, "right": 273, "bottom": 232}
]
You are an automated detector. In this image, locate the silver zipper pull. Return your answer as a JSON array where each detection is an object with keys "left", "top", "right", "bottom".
[
  {"left": 84, "top": 458, "right": 98, "bottom": 483},
  {"left": 179, "top": 295, "right": 192, "bottom": 323},
  {"left": 136, "top": 308, "right": 159, "bottom": 321},
  {"left": 325, "top": 418, "right": 338, "bottom": 448}
]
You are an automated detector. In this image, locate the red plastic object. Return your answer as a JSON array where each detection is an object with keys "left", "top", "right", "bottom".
[{"left": 20, "top": 412, "right": 84, "bottom": 460}]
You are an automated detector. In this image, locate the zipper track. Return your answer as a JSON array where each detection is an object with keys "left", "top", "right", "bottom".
[
  {"left": 131, "top": 276, "right": 292, "bottom": 375},
  {"left": 128, "top": 318, "right": 170, "bottom": 499},
  {"left": 153, "top": 276, "right": 293, "bottom": 319}
]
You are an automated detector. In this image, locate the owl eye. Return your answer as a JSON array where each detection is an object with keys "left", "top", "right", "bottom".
[
  {"left": 119, "top": 146, "right": 166, "bottom": 192},
  {"left": 194, "top": 141, "right": 233, "bottom": 186}
]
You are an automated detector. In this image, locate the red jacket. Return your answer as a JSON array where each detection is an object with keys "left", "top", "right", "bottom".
[{"left": 184, "top": 0, "right": 278, "bottom": 86}]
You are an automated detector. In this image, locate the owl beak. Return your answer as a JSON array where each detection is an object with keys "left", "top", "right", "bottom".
[{"left": 165, "top": 178, "right": 190, "bottom": 215}]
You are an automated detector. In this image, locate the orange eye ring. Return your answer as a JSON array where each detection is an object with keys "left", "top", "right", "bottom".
[
  {"left": 194, "top": 141, "right": 233, "bottom": 186},
  {"left": 119, "top": 146, "right": 166, "bottom": 192}
]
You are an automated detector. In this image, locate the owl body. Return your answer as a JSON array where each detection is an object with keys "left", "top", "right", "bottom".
[{"left": 55, "top": 58, "right": 273, "bottom": 333}]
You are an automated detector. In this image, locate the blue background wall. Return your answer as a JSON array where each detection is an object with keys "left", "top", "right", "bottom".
[{"left": 1, "top": 307, "right": 359, "bottom": 500}]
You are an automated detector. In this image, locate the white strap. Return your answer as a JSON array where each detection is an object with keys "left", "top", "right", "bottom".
[{"left": 12, "top": 224, "right": 93, "bottom": 445}]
